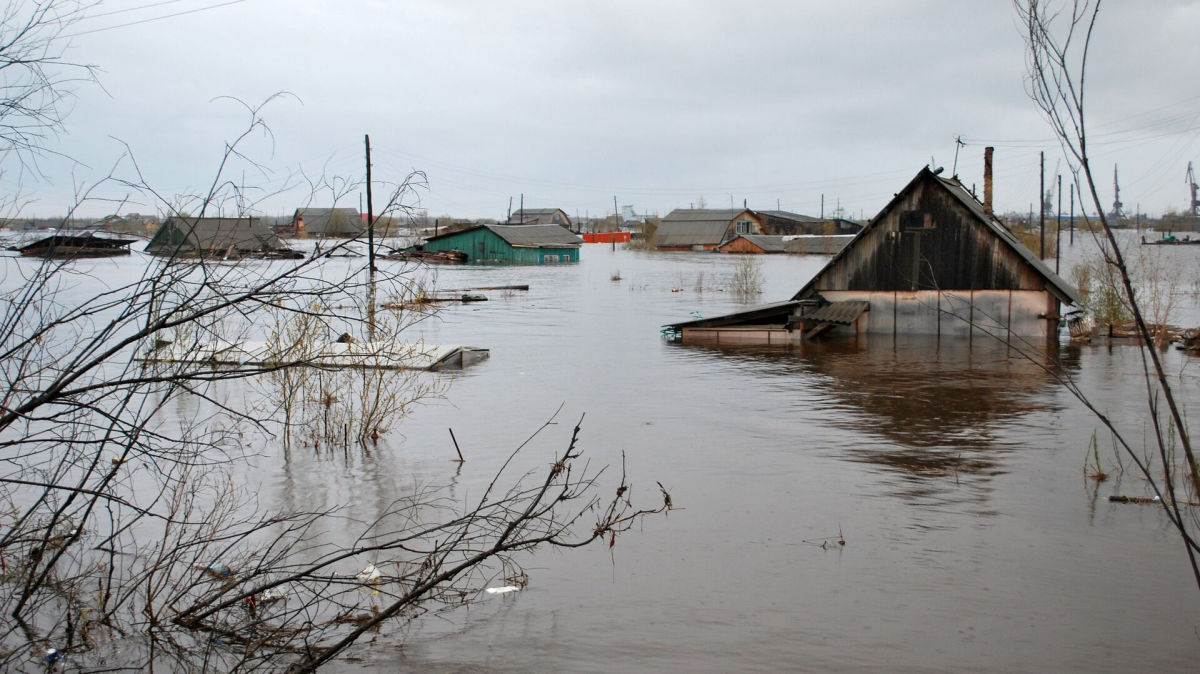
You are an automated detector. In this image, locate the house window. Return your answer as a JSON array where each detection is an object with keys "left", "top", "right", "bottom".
[
  {"left": 544, "top": 254, "right": 559, "bottom": 264},
  {"left": 736, "top": 220, "right": 755, "bottom": 234},
  {"left": 900, "top": 210, "right": 934, "bottom": 231}
]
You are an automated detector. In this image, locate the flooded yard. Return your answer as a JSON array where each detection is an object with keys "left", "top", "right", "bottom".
[{"left": 4, "top": 238, "right": 1199, "bottom": 671}]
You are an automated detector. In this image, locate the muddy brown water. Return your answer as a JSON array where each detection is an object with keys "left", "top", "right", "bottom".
[
  {"left": 301, "top": 241, "right": 1198, "bottom": 672},
  {"left": 7, "top": 236, "right": 1200, "bottom": 671}
]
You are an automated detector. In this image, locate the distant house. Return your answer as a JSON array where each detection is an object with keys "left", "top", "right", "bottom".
[
  {"left": 287, "top": 208, "right": 364, "bottom": 238},
  {"left": 756, "top": 211, "right": 862, "bottom": 236},
  {"left": 667, "top": 167, "right": 1081, "bottom": 344},
  {"left": 419, "top": 223, "right": 582, "bottom": 264},
  {"left": 655, "top": 209, "right": 762, "bottom": 250},
  {"left": 96, "top": 213, "right": 157, "bottom": 237},
  {"left": 507, "top": 208, "right": 572, "bottom": 228},
  {"left": 718, "top": 234, "right": 787, "bottom": 254},
  {"left": 145, "top": 217, "right": 291, "bottom": 258}
]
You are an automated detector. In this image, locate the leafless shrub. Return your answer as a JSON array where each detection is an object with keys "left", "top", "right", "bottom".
[
  {"left": 1016, "top": 0, "right": 1198, "bottom": 589},
  {"left": 0, "top": 93, "right": 669, "bottom": 671},
  {"left": 727, "top": 255, "right": 764, "bottom": 299}
]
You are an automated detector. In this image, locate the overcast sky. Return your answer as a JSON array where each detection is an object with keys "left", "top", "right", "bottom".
[{"left": 9, "top": 0, "right": 1200, "bottom": 221}]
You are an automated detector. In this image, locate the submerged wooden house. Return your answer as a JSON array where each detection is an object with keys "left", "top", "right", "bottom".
[
  {"left": 667, "top": 167, "right": 1081, "bottom": 344},
  {"left": 145, "top": 217, "right": 293, "bottom": 258},
  {"left": 506, "top": 208, "right": 572, "bottom": 228},
  {"left": 655, "top": 209, "right": 761, "bottom": 250},
  {"left": 417, "top": 223, "right": 582, "bottom": 264},
  {"left": 288, "top": 208, "right": 364, "bottom": 238},
  {"left": 16, "top": 233, "right": 137, "bottom": 259}
]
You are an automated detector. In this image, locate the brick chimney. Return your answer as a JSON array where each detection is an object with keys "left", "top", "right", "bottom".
[{"left": 983, "top": 146, "right": 994, "bottom": 215}]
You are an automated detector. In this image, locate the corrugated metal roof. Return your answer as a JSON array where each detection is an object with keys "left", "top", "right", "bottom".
[{"left": 804, "top": 300, "right": 869, "bottom": 325}]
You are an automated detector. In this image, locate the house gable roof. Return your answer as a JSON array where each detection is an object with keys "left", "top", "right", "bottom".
[{"left": 791, "top": 167, "right": 1081, "bottom": 305}]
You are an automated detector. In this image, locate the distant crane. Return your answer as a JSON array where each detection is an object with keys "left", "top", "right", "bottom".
[
  {"left": 1110, "top": 164, "right": 1124, "bottom": 219},
  {"left": 1188, "top": 162, "right": 1199, "bottom": 216}
]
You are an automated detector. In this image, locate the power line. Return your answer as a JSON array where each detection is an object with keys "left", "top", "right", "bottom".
[
  {"left": 63, "top": 0, "right": 249, "bottom": 37},
  {"left": 83, "top": 0, "right": 206, "bottom": 20}
]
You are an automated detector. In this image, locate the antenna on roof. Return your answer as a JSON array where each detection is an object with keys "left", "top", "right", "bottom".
[{"left": 952, "top": 135, "right": 965, "bottom": 176}]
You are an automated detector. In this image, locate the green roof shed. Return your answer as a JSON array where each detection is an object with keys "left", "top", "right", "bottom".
[{"left": 420, "top": 224, "right": 581, "bottom": 264}]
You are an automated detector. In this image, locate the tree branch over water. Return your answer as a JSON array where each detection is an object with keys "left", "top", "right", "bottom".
[
  {"left": 0, "top": 71, "right": 668, "bottom": 671},
  {"left": 1015, "top": 0, "right": 1199, "bottom": 588}
]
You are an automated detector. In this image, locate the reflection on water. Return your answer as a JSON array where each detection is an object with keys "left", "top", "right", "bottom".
[{"left": 671, "top": 336, "right": 1075, "bottom": 505}]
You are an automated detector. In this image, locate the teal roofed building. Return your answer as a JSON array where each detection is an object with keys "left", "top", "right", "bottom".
[{"left": 418, "top": 224, "right": 582, "bottom": 264}]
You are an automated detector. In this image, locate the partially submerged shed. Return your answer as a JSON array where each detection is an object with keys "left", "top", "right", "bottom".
[
  {"left": 16, "top": 233, "right": 137, "bottom": 259},
  {"left": 418, "top": 223, "right": 582, "bottom": 264},
  {"left": 667, "top": 167, "right": 1080, "bottom": 344},
  {"left": 145, "top": 217, "right": 293, "bottom": 258}
]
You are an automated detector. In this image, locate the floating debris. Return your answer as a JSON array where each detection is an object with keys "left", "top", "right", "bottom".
[
  {"left": 199, "top": 562, "right": 233, "bottom": 579},
  {"left": 484, "top": 585, "right": 521, "bottom": 595},
  {"left": 141, "top": 339, "right": 488, "bottom": 371},
  {"left": 355, "top": 564, "right": 382, "bottom": 583}
]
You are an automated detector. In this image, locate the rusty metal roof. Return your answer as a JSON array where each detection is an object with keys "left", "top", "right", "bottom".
[{"left": 803, "top": 300, "right": 869, "bottom": 325}]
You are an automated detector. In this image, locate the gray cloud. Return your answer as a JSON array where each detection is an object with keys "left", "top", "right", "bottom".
[{"left": 9, "top": 0, "right": 1198, "bottom": 219}]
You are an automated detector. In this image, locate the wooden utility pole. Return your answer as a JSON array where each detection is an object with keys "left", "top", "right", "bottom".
[
  {"left": 365, "top": 134, "right": 375, "bottom": 274},
  {"left": 1056, "top": 173, "right": 1062, "bottom": 274},
  {"left": 1039, "top": 151, "right": 1045, "bottom": 258},
  {"left": 1069, "top": 183, "right": 1075, "bottom": 245}
]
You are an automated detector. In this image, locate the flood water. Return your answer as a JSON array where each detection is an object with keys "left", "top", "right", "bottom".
[
  {"left": 301, "top": 240, "right": 1199, "bottom": 672},
  {"left": 8, "top": 235, "right": 1200, "bottom": 672}
]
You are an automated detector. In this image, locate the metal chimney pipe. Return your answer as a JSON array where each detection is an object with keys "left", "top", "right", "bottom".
[{"left": 983, "top": 146, "right": 994, "bottom": 215}]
